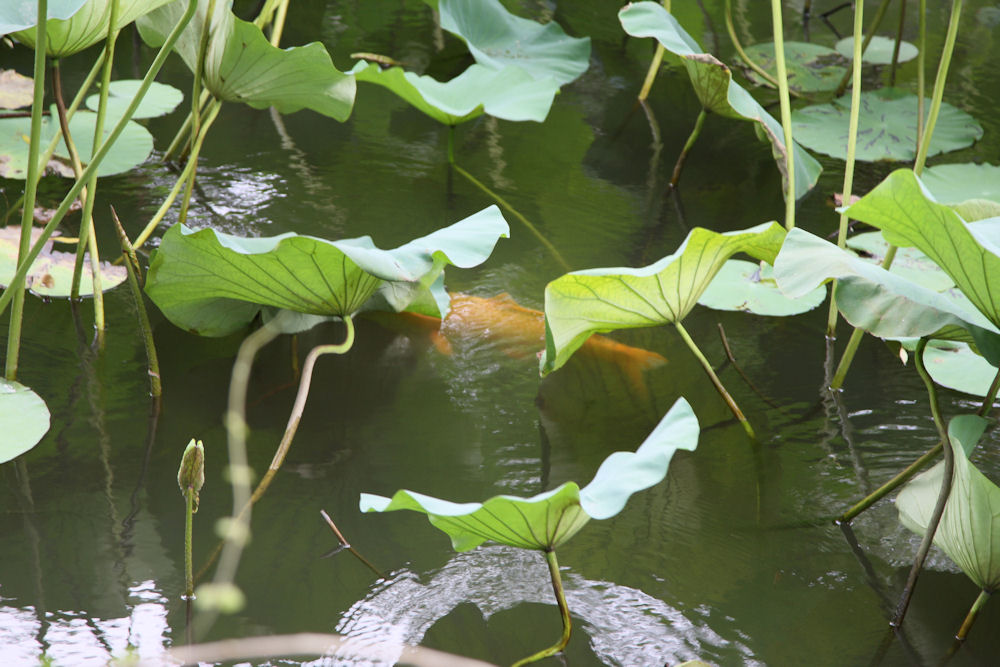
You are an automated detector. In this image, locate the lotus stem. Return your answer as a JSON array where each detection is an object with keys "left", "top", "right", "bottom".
[
  {"left": 913, "top": 0, "right": 962, "bottom": 176},
  {"left": 180, "top": 0, "right": 219, "bottom": 227},
  {"left": 5, "top": 0, "right": 47, "bottom": 381},
  {"left": 637, "top": 1, "right": 669, "bottom": 102},
  {"left": 889, "top": 0, "right": 906, "bottom": 87},
  {"left": 162, "top": 89, "right": 210, "bottom": 162},
  {"left": 834, "top": 0, "right": 893, "bottom": 97},
  {"left": 838, "top": 441, "right": 942, "bottom": 524},
  {"left": 915, "top": 0, "right": 926, "bottom": 152},
  {"left": 892, "top": 338, "right": 954, "bottom": 628},
  {"left": 724, "top": 0, "right": 788, "bottom": 93},
  {"left": 184, "top": 488, "right": 195, "bottom": 597},
  {"left": 512, "top": 549, "right": 572, "bottom": 666},
  {"left": 319, "top": 509, "right": 382, "bottom": 578},
  {"left": 111, "top": 207, "right": 161, "bottom": 398},
  {"left": 0, "top": 0, "right": 199, "bottom": 322},
  {"left": 675, "top": 321, "right": 755, "bottom": 439},
  {"left": 977, "top": 367, "right": 1000, "bottom": 417},
  {"left": 452, "top": 163, "right": 570, "bottom": 273},
  {"left": 956, "top": 589, "right": 991, "bottom": 640},
  {"left": 769, "top": 0, "right": 795, "bottom": 229},
  {"left": 670, "top": 108, "right": 706, "bottom": 189},
  {"left": 268, "top": 0, "right": 289, "bottom": 47}
]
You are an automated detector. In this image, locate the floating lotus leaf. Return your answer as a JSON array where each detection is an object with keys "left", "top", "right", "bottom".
[
  {"left": 922, "top": 163, "right": 1000, "bottom": 205},
  {"left": 792, "top": 88, "right": 983, "bottom": 161},
  {"left": 145, "top": 206, "right": 510, "bottom": 336},
  {"left": 0, "top": 226, "right": 126, "bottom": 297},
  {"left": 0, "top": 70, "right": 33, "bottom": 110},
  {"left": 360, "top": 397, "right": 698, "bottom": 551},
  {"left": 845, "top": 231, "right": 955, "bottom": 292},
  {"left": 898, "top": 415, "right": 1000, "bottom": 592},
  {"left": 137, "top": 0, "right": 354, "bottom": 120},
  {"left": 86, "top": 80, "right": 183, "bottom": 119},
  {"left": 435, "top": 0, "right": 590, "bottom": 87},
  {"left": 698, "top": 259, "right": 826, "bottom": 316},
  {"left": 835, "top": 35, "right": 918, "bottom": 65},
  {"left": 911, "top": 340, "right": 998, "bottom": 397},
  {"left": 742, "top": 42, "right": 847, "bottom": 93},
  {"left": 0, "top": 108, "right": 153, "bottom": 178},
  {"left": 351, "top": 61, "right": 559, "bottom": 125},
  {"left": 541, "top": 222, "right": 786, "bottom": 375},
  {"left": 12, "top": 0, "right": 174, "bottom": 57},
  {"left": 0, "top": 379, "right": 50, "bottom": 463},
  {"left": 0, "top": 0, "right": 87, "bottom": 35},
  {"left": 619, "top": 2, "right": 821, "bottom": 200}
]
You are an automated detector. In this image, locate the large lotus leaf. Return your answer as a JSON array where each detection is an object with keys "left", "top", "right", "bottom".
[
  {"left": 619, "top": 2, "right": 821, "bottom": 200},
  {"left": 137, "top": 0, "right": 354, "bottom": 120},
  {"left": 835, "top": 35, "right": 918, "bottom": 65},
  {"left": 923, "top": 163, "right": 1000, "bottom": 205},
  {"left": 86, "top": 80, "right": 183, "bottom": 119},
  {"left": 0, "top": 226, "right": 126, "bottom": 297},
  {"left": 0, "top": 0, "right": 87, "bottom": 35},
  {"left": 897, "top": 415, "right": 1000, "bottom": 592},
  {"left": 913, "top": 340, "right": 999, "bottom": 397},
  {"left": 540, "top": 222, "right": 786, "bottom": 375},
  {"left": 773, "top": 229, "right": 1000, "bottom": 365},
  {"left": 145, "top": 206, "right": 510, "bottom": 337},
  {"left": 351, "top": 61, "right": 559, "bottom": 125},
  {"left": 742, "top": 41, "right": 847, "bottom": 94},
  {"left": 846, "top": 231, "right": 955, "bottom": 292},
  {"left": 360, "top": 397, "right": 698, "bottom": 551},
  {"left": 0, "top": 379, "right": 50, "bottom": 464},
  {"left": 792, "top": 88, "right": 983, "bottom": 161},
  {"left": 0, "top": 108, "right": 153, "bottom": 178},
  {"left": 0, "top": 70, "right": 33, "bottom": 110},
  {"left": 698, "top": 259, "right": 826, "bottom": 316},
  {"left": 12, "top": 0, "right": 174, "bottom": 57},
  {"left": 435, "top": 0, "right": 590, "bottom": 87},
  {"left": 846, "top": 169, "right": 1000, "bottom": 328}
]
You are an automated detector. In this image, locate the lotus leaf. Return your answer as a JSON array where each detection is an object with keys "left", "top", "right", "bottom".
[
  {"left": 845, "top": 231, "right": 954, "bottom": 292},
  {"left": 0, "top": 226, "right": 126, "bottom": 297},
  {"left": 792, "top": 88, "right": 983, "bottom": 161},
  {"left": 835, "top": 36, "right": 918, "bottom": 65},
  {"left": 137, "top": 0, "right": 354, "bottom": 120},
  {"left": 916, "top": 340, "right": 998, "bottom": 397},
  {"left": 0, "top": 69, "right": 33, "bottom": 110},
  {"left": 897, "top": 415, "right": 1000, "bottom": 592},
  {"left": 698, "top": 259, "right": 826, "bottom": 316},
  {"left": 0, "top": 379, "right": 50, "bottom": 464},
  {"left": 12, "top": 0, "right": 174, "bottom": 57},
  {"left": 742, "top": 42, "right": 847, "bottom": 93},
  {"left": 0, "top": 0, "right": 87, "bottom": 35},
  {"left": 540, "top": 222, "right": 786, "bottom": 375},
  {"left": 145, "top": 206, "right": 510, "bottom": 337},
  {"left": 360, "top": 397, "right": 698, "bottom": 551},
  {"left": 922, "top": 163, "right": 1000, "bottom": 205},
  {"left": 86, "top": 80, "right": 183, "bottom": 119}
]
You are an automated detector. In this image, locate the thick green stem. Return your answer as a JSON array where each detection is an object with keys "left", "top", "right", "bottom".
[
  {"left": 162, "top": 89, "right": 209, "bottom": 162},
  {"left": 6, "top": 0, "right": 47, "bottom": 381},
  {"left": 268, "top": 0, "right": 289, "bottom": 47},
  {"left": 184, "top": 489, "right": 195, "bottom": 598},
  {"left": 0, "top": 0, "right": 199, "bottom": 322},
  {"left": 180, "top": 0, "right": 219, "bottom": 227},
  {"left": 637, "top": 1, "right": 670, "bottom": 101},
  {"left": 670, "top": 108, "right": 706, "bottom": 188},
  {"left": 675, "top": 321, "right": 755, "bottom": 439},
  {"left": 892, "top": 338, "right": 954, "bottom": 627},
  {"left": 915, "top": 0, "right": 926, "bottom": 152},
  {"left": 956, "top": 590, "right": 991, "bottom": 640},
  {"left": 834, "top": 0, "right": 893, "bottom": 97},
  {"left": 977, "top": 368, "right": 1000, "bottom": 417},
  {"left": 839, "top": 442, "right": 942, "bottom": 524},
  {"left": 452, "top": 163, "right": 570, "bottom": 273},
  {"left": 769, "top": 0, "right": 795, "bottom": 228},
  {"left": 512, "top": 550, "right": 572, "bottom": 667},
  {"left": 725, "top": 0, "right": 789, "bottom": 93},
  {"left": 889, "top": 0, "right": 906, "bottom": 87},
  {"left": 914, "top": 0, "right": 963, "bottom": 176}
]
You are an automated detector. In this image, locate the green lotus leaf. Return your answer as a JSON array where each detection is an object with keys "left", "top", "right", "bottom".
[
  {"left": 0, "top": 69, "right": 33, "bottom": 110},
  {"left": 773, "top": 229, "right": 1000, "bottom": 365},
  {"left": 0, "top": 226, "right": 126, "bottom": 297},
  {"left": 910, "top": 340, "right": 998, "bottom": 397},
  {"left": 698, "top": 259, "right": 826, "bottom": 316},
  {"left": 897, "top": 415, "right": 1000, "bottom": 592},
  {"left": 845, "top": 231, "right": 955, "bottom": 292},
  {"left": 618, "top": 1, "right": 821, "bottom": 200},
  {"left": 0, "top": 379, "right": 50, "bottom": 463},
  {"left": 145, "top": 206, "right": 510, "bottom": 336},
  {"left": 922, "top": 163, "right": 1000, "bottom": 205},
  {"left": 351, "top": 61, "right": 560, "bottom": 125},
  {"left": 540, "top": 222, "right": 786, "bottom": 375},
  {"left": 835, "top": 35, "right": 918, "bottom": 65},
  {"left": 137, "top": 0, "right": 354, "bottom": 120},
  {"left": 742, "top": 41, "right": 847, "bottom": 93},
  {"left": 0, "top": 108, "right": 153, "bottom": 178},
  {"left": 435, "top": 0, "right": 590, "bottom": 87},
  {"left": 1, "top": 0, "right": 87, "bottom": 36},
  {"left": 360, "top": 397, "right": 698, "bottom": 551},
  {"left": 86, "top": 80, "right": 183, "bottom": 119},
  {"left": 12, "top": 0, "right": 174, "bottom": 57},
  {"left": 792, "top": 89, "right": 983, "bottom": 161},
  {"left": 845, "top": 169, "right": 1000, "bottom": 328}
]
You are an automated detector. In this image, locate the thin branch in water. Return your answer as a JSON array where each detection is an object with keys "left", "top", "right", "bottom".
[
  {"left": 716, "top": 323, "right": 779, "bottom": 409},
  {"left": 319, "top": 510, "right": 383, "bottom": 578}
]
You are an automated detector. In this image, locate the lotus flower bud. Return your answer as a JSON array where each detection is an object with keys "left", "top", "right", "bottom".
[{"left": 177, "top": 439, "right": 205, "bottom": 511}]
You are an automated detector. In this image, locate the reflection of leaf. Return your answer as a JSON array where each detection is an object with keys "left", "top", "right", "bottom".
[
  {"left": 897, "top": 415, "right": 1000, "bottom": 592},
  {"left": 0, "top": 226, "right": 126, "bottom": 297},
  {"left": 145, "top": 207, "right": 510, "bottom": 337},
  {"left": 0, "top": 69, "right": 33, "bottom": 110},
  {"left": 742, "top": 42, "right": 847, "bottom": 93},
  {"left": 792, "top": 89, "right": 983, "bottom": 161},
  {"left": 0, "top": 379, "right": 50, "bottom": 464},
  {"left": 618, "top": 2, "right": 821, "bottom": 200},
  {"left": 541, "top": 223, "right": 786, "bottom": 375},
  {"left": 698, "top": 259, "right": 826, "bottom": 316},
  {"left": 835, "top": 35, "right": 918, "bottom": 65},
  {"left": 86, "top": 80, "right": 183, "bottom": 119},
  {"left": 360, "top": 398, "right": 698, "bottom": 551}
]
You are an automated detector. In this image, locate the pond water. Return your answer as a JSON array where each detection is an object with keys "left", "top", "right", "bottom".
[{"left": 3, "top": 1, "right": 1000, "bottom": 665}]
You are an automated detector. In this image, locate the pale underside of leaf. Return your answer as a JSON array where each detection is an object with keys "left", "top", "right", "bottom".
[{"left": 0, "top": 378, "right": 50, "bottom": 464}]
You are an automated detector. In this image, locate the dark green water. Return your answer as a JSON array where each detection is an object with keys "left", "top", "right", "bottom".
[{"left": 3, "top": 1, "right": 1000, "bottom": 665}]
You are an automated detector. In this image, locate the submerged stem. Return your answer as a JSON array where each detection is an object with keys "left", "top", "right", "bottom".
[
  {"left": 670, "top": 108, "right": 706, "bottom": 188},
  {"left": 956, "top": 589, "right": 991, "bottom": 640},
  {"left": 512, "top": 550, "right": 572, "bottom": 667}
]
